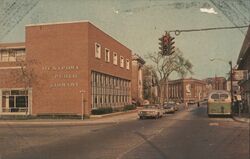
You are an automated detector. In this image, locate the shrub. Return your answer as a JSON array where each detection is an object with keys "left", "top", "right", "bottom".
[
  {"left": 123, "top": 104, "right": 137, "bottom": 111},
  {"left": 91, "top": 107, "right": 113, "bottom": 115}
]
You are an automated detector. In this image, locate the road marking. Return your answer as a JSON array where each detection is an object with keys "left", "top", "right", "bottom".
[{"left": 209, "top": 122, "right": 219, "bottom": 126}]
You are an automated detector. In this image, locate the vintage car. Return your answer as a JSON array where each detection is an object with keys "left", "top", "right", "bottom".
[
  {"left": 163, "top": 101, "right": 177, "bottom": 113},
  {"left": 138, "top": 104, "right": 164, "bottom": 119}
]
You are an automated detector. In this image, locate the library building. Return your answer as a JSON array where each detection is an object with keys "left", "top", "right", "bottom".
[{"left": 0, "top": 21, "right": 132, "bottom": 116}]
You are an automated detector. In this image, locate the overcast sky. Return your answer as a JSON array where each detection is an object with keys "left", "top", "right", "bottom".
[{"left": 1, "top": 0, "right": 249, "bottom": 79}]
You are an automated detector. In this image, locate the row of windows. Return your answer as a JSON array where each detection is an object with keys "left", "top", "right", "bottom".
[
  {"left": 91, "top": 71, "right": 131, "bottom": 109},
  {"left": 95, "top": 43, "right": 130, "bottom": 70},
  {"left": 0, "top": 49, "right": 25, "bottom": 62},
  {"left": 92, "top": 95, "right": 130, "bottom": 106},
  {"left": 92, "top": 72, "right": 130, "bottom": 87}
]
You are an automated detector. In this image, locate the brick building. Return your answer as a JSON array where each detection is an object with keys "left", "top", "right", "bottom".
[
  {"left": 167, "top": 78, "right": 207, "bottom": 103},
  {"left": 203, "top": 77, "right": 227, "bottom": 93},
  {"left": 0, "top": 21, "right": 132, "bottom": 116},
  {"left": 237, "top": 25, "right": 250, "bottom": 112},
  {"left": 131, "top": 54, "right": 145, "bottom": 104}
]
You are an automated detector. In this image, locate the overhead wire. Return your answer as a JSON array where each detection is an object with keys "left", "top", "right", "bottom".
[{"left": 168, "top": 25, "right": 250, "bottom": 36}]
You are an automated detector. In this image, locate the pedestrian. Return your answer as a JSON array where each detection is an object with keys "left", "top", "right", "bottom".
[{"left": 185, "top": 102, "right": 188, "bottom": 110}]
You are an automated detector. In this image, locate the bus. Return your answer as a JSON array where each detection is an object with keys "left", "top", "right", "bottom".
[{"left": 207, "top": 90, "right": 232, "bottom": 116}]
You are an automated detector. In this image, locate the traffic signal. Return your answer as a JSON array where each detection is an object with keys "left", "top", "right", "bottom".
[
  {"left": 158, "top": 33, "right": 175, "bottom": 56},
  {"left": 168, "top": 36, "right": 175, "bottom": 55},
  {"left": 158, "top": 36, "right": 164, "bottom": 54}
]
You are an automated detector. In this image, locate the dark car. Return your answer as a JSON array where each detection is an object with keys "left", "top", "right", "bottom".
[{"left": 163, "top": 101, "right": 176, "bottom": 113}]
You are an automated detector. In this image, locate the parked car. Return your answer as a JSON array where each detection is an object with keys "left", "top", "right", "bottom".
[
  {"left": 163, "top": 101, "right": 177, "bottom": 113},
  {"left": 138, "top": 104, "right": 164, "bottom": 119},
  {"left": 187, "top": 100, "right": 196, "bottom": 105}
]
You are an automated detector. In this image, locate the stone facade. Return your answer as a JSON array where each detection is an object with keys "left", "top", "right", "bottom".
[{"left": 167, "top": 78, "right": 207, "bottom": 103}]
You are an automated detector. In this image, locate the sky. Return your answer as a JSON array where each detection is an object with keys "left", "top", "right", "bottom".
[{"left": 0, "top": 0, "right": 249, "bottom": 79}]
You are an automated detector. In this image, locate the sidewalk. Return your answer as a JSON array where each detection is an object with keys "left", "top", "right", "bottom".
[
  {"left": 232, "top": 113, "right": 250, "bottom": 123},
  {"left": 0, "top": 109, "right": 138, "bottom": 126}
]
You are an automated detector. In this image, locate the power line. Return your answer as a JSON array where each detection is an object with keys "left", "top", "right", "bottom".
[{"left": 169, "top": 25, "right": 249, "bottom": 36}]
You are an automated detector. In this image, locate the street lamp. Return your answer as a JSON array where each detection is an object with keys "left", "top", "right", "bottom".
[
  {"left": 80, "top": 90, "right": 86, "bottom": 120},
  {"left": 209, "top": 58, "right": 233, "bottom": 104}
]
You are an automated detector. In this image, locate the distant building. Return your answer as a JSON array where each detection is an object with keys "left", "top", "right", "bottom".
[
  {"left": 167, "top": 78, "right": 207, "bottom": 103},
  {"left": 0, "top": 21, "right": 132, "bottom": 116},
  {"left": 203, "top": 77, "right": 227, "bottom": 93},
  {"left": 237, "top": 25, "right": 250, "bottom": 112},
  {"left": 131, "top": 54, "right": 145, "bottom": 104}
]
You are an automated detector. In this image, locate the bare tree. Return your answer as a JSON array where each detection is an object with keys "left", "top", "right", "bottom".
[
  {"left": 146, "top": 48, "right": 193, "bottom": 103},
  {"left": 142, "top": 65, "right": 159, "bottom": 103},
  {"left": 12, "top": 59, "right": 39, "bottom": 114}
]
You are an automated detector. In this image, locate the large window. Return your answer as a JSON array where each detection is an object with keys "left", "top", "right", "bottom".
[
  {"left": 0, "top": 48, "right": 25, "bottom": 62},
  {"left": 95, "top": 43, "right": 101, "bottom": 59},
  {"left": 1, "top": 89, "right": 28, "bottom": 112},
  {"left": 91, "top": 71, "right": 130, "bottom": 109}
]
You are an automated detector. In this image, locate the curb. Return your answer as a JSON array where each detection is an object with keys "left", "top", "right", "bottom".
[
  {"left": 90, "top": 109, "right": 138, "bottom": 118},
  {"left": 232, "top": 116, "right": 250, "bottom": 123},
  {"left": 0, "top": 109, "right": 139, "bottom": 126}
]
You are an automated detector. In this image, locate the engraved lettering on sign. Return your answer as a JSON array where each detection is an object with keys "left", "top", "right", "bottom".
[
  {"left": 50, "top": 82, "right": 79, "bottom": 88},
  {"left": 54, "top": 74, "right": 78, "bottom": 79},
  {"left": 42, "top": 65, "right": 80, "bottom": 88},
  {"left": 42, "top": 65, "right": 79, "bottom": 71}
]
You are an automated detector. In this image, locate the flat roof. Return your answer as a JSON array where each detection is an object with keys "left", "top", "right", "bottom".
[
  {"left": 25, "top": 20, "right": 90, "bottom": 27},
  {"left": 0, "top": 42, "right": 25, "bottom": 49}
]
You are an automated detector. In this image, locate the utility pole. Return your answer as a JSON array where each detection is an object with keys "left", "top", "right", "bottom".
[
  {"left": 229, "top": 61, "right": 233, "bottom": 105},
  {"left": 80, "top": 90, "right": 86, "bottom": 120}
]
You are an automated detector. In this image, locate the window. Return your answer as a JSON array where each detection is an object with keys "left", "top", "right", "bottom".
[
  {"left": 1, "top": 52, "right": 8, "bottom": 62},
  {"left": 16, "top": 50, "right": 25, "bottom": 61},
  {"left": 220, "top": 94, "right": 229, "bottom": 100},
  {"left": 126, "top": 59, "right": 130, "bottom": 70},
  {"left": 8, "top": 50, "right": 16, "bottom": 62},
  {"left": 211, "top": 94, "right": 219, "bottom": 100},
  {"left": 0, "top": 49, "right": 25, "bottom": 62},
  {"left": 120, "top": 56, "right": 124, "bottom": 68},
  {"left": 95, "top": 43, "right": 101, "bottom": 59},
  {"left": 113, "top": 52, "right": 117, "bottom": 65},
  {"left": 105, "top": 48, "right": 110, "bottom": 62},
  {"left": 1, "top": 89, "right": 28, "bottom": 113}
]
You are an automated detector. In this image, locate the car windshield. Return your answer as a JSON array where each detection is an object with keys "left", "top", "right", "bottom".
[
  {"left": 211, "top": 93, "right": 219, "bottom": 99},
  {"left": 220, "top": 94, "right": 229, "bottom": 99}
]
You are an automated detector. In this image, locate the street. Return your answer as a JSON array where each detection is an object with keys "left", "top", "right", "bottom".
[{"left": 0, "top": 104, "right": 249, "bottom": 159}]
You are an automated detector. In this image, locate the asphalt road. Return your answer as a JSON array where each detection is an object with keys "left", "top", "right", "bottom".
[{"left": 0, "top": 104, "right": 249, "bottom": 159}]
